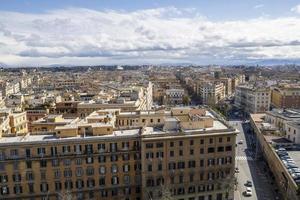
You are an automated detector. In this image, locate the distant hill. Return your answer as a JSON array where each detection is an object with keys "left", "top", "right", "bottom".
[{"left": 248, "top": 59, "right": 300, "bottom": 66}]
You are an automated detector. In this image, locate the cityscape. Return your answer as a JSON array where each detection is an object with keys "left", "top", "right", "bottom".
[{"left": 0, "top": 1, "right": 300, "bottom": 200}]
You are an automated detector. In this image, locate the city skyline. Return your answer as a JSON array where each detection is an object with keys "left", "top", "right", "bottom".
[{"left": 0, "top": 0, "right": 300, "bottom": 66}]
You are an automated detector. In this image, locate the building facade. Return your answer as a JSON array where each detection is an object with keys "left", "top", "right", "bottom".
[
  {"left": 235, "top": 84, "right": 271, "bottom": 114},
  {"left": 0, "top": 107, "right": 237, "bottom": 200}
]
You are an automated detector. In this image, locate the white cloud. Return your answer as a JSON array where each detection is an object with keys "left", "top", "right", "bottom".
[
  {"left": 254, "top": 4, "right": 264, "bottom": 9},
  {"left": 291, "top": 4, "right": 300, "bottom": 14},
  {"left": 0, "top": 7, "right": 300, "bottom": 66}
]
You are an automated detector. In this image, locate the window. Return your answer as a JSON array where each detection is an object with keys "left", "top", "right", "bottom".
[
  {"left": 227, "top": 137, "right": 231, "bottom": 142},
  {"left": 170, "top": 142, "right": 174, "bottom": 147},
  {"left": 111, "top": 176, "right": 119, "bottom": 185},
  {"left": 85, "top": 144, "right": 93, "bottom": 154},
  {"left": 64, "top": 180, "right": 73, "bottom": 190},
  {"left": 54, "top": 170, "right": 61, "bottom": 179},
  {"left": 64, "top": 169, "right": 72, "bottom": 178},
  {"left": 12, "top": 174, "right": 21, "bottom": 182},
  {"left": 98, "top": 143, "right": 105, "bottom": 152},
  {"left": 146, "top": 152, "right": 153, "bottom": 159},
  {"left": 123, "top": 164, "right": 130, "bottom": 173},
  {"left": 188, "top": 160, "right": 195, "bottom": 168},
  {"left": 124, "top": 175, "right": 130, "bottom": 185},
  {"left": 200, "top": 139, "right": 204, "bottom": 144},
  {"left": 200, "top": 148, "right": 204, "bottom": 154},
  {"left": 156, "top": 142, "right": 164, "bottom": 148},
  {"left": 122, "top": 142, "right": 130, "bottom": 149},
  {"left": 147, "top": 164, "right": 152, "bottom": 172},
  {"left": 98, "top": 155, "right": 106, "bottom": 163},
  {"left": 146, "top": 143, "right": 153, "bottom": 149},
  {"left": 99, "top": 177, "right": 105, "bottom": 186},
  {"left": 156, "top": 151, "right": 164, "bottom": 158},
  {"left": 158, "top": 163, "right": 162, "bottom": 171},
  {"left": 87, "top": 178, "right": 95, "bottom": 188},
  {"left": 225, "top": 146, "right": 232, "bottom": 151},
  {"left": 209, "top": 138, "right": 214, "bottom": 144},
  {"left": 178, "top": 161, "right": 185, "bottom": 169},
  {"left": 40, "top": 183, "right": 48, "bottom": 192},
  {"left": 26, "top": 172, "right": 34, "bottom": 181},
  {"left": 111, "top": 164, "right": 118, "bottom": 173},
  {"left": 217, "top": 147, "right": 224, "bottom": 152},
  {"left": 170, "top": 151, "right": 174, "bottom": 157},
  {"left": 110, "top": 143, "right": 117, "bottom": 152},
  {"left": 179, "top": 150, "right": 183, "bottom": 156},
  {"left": 200, "top": 159, "right": 204, "bottom": 167},
  {"left": 52, "top": 159, "right": 59, "bottom": 167},
  {"left": 50, "top": 146, "right": 57, "bottom": 156},
  {"left": 99, "top": 166, "right": 106, "bottom": 174},
  {"left": 123, "top": 153, "right": 130, "bottom": 161},
  {"left": 37, "top": 147, "right": 46, "bottom": 156},
  {"left": 208, "top": 147, "right": 215, "bottom": 153},
  {"left": 74, "top": 144, "right": 82, "bottom": 154},
  {"left": 219, "top": 137, "right": 223, "bottom": 143},
  {"left": 40, "top": 160, "right": 47, "bottom": 168},
  {"left": 208, "top": 158, "right": 215, "bottom": 166},
  {"left": 62, "top": 145, "right": 71, "bottom": 154},
  {"left": 28, "top": 183, "right": 34, "bottom": 193},
  {"left": 86, "top": 167, "right": 94, "bottom": 176},
  {"left": 63, "top": 159, "right": 71, "bottom": 166},
  {"left": 168, "top": 162, "right": 176, "bottom": 170},
  {"left": 76, "top": 179, "right": 84, "bottom": 189},
  {"left": 1, "top": 185, "right": 9, "bottom": 195},
  {"left": 190, "top": 149, "right": 194, "bottom": 155},
  {"left": 86, "top": 157, "right": 94, "bottom": 164},
  {"left": 75, "top": 158, "right": 82, "bottom": 165},
  {"left": 55, "top": 182, "right": 62, "bottom": 191},
  {"left": 111, "top": 155, "right": 118, "bottom": 162},
  {"left": 179, "top": 141, "right": 183, "bottom": 146},
  {"left": 25, "top": 149, "right": 31, "bottom": 158}
]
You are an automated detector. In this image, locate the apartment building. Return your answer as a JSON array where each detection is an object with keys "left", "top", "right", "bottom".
[
  {"left": 0, "top": 109, "right": 28, "bottom": 136},
  {"left": 0, "top": 107, "right": 237, "bottom": 200},
  {"left": 197, "top": 82, "right": 225, "bottom": 106},
  {"left": 250, "top": 114, "right": 300, "bottom": 200},
  {"left": 165, "top": 89, "right": 185, "bottom": 105},
  {"left": 26, "top": 110, "right": 48, "bottom": 132},
  {"left": 271, "top": 84, "right": 300, "bottom": 109},
  {"left": 264, "top": 109, "right": 300, "bottom": 144},
  {"left": 235, "top": 84, "right": 271, "bottom": 114},
  {"left": 31, "top": 115, "right": 80, "bottom": 133}
]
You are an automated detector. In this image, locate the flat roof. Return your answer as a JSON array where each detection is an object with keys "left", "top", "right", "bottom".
[{"left": 0, "top": 129, "right": 141, "bottom": 146}]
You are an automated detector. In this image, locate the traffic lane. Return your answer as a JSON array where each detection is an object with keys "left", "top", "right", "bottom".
[{"left": 235, "top": 121, "right": 276, "bottom": 200}]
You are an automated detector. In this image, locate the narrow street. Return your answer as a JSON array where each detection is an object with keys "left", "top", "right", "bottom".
[{"left": 229, "top": 121, "right": 278, "bottom": 200}]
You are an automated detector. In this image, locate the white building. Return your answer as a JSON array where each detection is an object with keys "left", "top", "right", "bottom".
[
  {"left": 197, "top": 82, "right": 225, "bottom": 105},
  {"left": 286, "top": 121, "right": 300, "bottom": 144},
  {"left": 165, "top": 88, "right": 184, "bottom": 105},
  {"left": 235, "top": 84, "right": 271, "bottom": 113}
]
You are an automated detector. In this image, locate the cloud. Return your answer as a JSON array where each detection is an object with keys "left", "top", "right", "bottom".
[
  {"left": 0, "top": 7, "right": 300, "bottom": 66},
  {"left": 291, "top": 4, "right": 300, "bottom": 14},
  {"left": 254, "top": 4, "right": 264, "bottom": 9}
]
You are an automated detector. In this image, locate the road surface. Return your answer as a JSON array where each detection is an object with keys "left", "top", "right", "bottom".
[{"left": 229, "top": 121, "right": 279, "bottom": 200}]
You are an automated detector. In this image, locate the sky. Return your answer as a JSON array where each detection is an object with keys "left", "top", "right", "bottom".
[{"left": 0, "top": 0, "right": 300, "bottom": 66}]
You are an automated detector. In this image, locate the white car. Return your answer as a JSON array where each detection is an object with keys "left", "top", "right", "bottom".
[
  {"left": 238, "top": 140, "right": 244, "bottom": 144},
  {"left": 245, "top": 187, "right": 252, "bottom": 196}
]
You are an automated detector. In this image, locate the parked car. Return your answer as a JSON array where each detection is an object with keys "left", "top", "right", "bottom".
[
  {"left": 291, "top": 173, "right": 300, "bottom": 179},
  {"left": 245, "top": 180, "right": 252, "bottom": 187},
  {"left": 289, "top": 168, "right": 300, "bottom": 174},
  {"left": 287, "top": 163, "right": 298, "bottom": 169},
  {"left": 235, "top": 167, "right": 240, "bottom": 173},
  {"left": 238, "top": 140, "right": 244, "bottom": 144},
  {"left": 244, "top": 187, "right": 252, "bottom": 196}
]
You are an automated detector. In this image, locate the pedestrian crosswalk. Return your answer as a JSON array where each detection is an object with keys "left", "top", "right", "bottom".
[{"left": 235, "top": 156, "right": 254, "bottom": 161}]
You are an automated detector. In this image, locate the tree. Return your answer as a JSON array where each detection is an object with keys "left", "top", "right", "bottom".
[{"left": 182, "top": 95, "right": 190, "bottom": 106}]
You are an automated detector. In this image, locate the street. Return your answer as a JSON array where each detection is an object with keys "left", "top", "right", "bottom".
[{"left": 230, "top": 120, "right": 279, "bottom": 200}]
